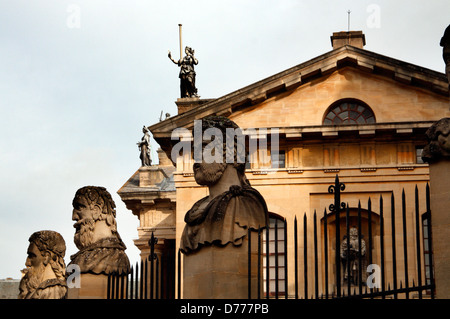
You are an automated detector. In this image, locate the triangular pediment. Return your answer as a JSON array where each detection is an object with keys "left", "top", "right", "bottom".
[{"left": 149, "top": 45, "right": 449, "bottom": 157}]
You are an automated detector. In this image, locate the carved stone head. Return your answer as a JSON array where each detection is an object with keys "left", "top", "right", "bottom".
[
  {"left": 18, "top": 230, "right": 67, "bottom": 299},
  {"left": 193, "top": 116, "right": 248, "bottom": 187},
  {"left": 69, "top": 186, "right": 130, "bottom": 275},
  {"left": 422, "top": 118, "right": 450, "bottom": 163},
  {"left": 72, "top": 186, "right": 118, "bottom": 250},
  {"left": 349, "top": 226, "right": 358, "bottom": 238}
]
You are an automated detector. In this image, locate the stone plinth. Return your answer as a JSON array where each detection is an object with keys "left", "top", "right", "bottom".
[
  {"left": 428, "top": 160, "right": 450, "bottom": 299},
  {"left": 139, "top": 166, "right": 166, "bottom": 187},
  {"left": 183, "top": 231, "right": 261, "bottom": 299},
  {"left": 330, "top": 31, "right": 366, "bottom": 49},
  {"left": 66, "top": 273, "right": 108, "bottom": 299},
  {"left": 175, "top": 98, "right": 214, "bottom": 115}
]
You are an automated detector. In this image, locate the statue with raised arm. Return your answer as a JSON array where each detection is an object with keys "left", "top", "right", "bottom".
[{"left": 168, "top": 46, "right": 199, "bottom": 98}]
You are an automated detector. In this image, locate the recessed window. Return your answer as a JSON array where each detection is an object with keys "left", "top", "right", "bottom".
[
  {"left": 416, "top": 147, "right": 425, "bottom": 164},
  {"left": 323, "top": 100, "right": 375, "bottom": 125},
  {"left": 271, "top": 150, "right": 286, "bottom": 169}
]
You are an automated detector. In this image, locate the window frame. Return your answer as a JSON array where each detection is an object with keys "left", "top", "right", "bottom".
[{"left": 323, "top": 99, "right": 376, "bottom": 125}]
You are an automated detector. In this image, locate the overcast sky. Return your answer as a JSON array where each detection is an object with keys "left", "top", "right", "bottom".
[{"left": 0, "top": 0, "right": 449, "bottom": 279}]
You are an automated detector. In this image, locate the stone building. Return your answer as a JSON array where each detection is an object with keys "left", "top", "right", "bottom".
[{"left": 118, "top": 30, "right": 449, "bottom": 298}]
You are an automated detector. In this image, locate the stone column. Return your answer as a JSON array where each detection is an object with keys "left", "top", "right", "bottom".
[
  {"left": 66, "top": 274, "right": 109, "bottom": 299},
  {"left": 183, "top": 231, "right": 262, "bottom": 299},
  {"left": 422, "top": 118, "right": 450, "bottom": 298}
]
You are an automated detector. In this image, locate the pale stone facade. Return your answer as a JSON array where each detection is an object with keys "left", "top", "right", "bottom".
[{"left": 119, "top": 31, "right": 449, "bottom": 298}]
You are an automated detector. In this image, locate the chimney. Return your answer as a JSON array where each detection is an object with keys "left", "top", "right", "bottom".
[{"left": 331, "top": 31, "right": 366, "bottom": 50}]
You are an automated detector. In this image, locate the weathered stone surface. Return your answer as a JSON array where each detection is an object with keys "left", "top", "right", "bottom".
[
  {"left": 183, "top": 232, "right": 261, "bottom": 299},
  {"left": 427, "top": 160, "right": 450, "bottom": 299},
  {"left": 422, "top": 118, "right": 450, "bottom": 163},
  {"left": 180, "top": 117, "right": 268, "bottom": 254},
  {"left": 18, "top": 230, "right": 67, "bottom": 299},
  {"left": 68, "top": 186, "right": 130, "bottom": 276},
  {"left": 181, "top": 116, "right": 268, "bottom": 298}
]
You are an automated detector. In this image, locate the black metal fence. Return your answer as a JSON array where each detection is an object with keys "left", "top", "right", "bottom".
[
  {"left": 107, "top": 233, "right": 162, "bottom": 299},
  {"left": 250, "top": 175, "right": 435, "bottom": 299},
  {"left": 108, "top": 175, "right": 435, "bottom": 299}
]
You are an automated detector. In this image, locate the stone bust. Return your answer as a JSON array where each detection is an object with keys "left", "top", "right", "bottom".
[
  {"left": 422, "top": 118, "right": 450, "bottom": 163},
  {"left": 180, "top": 116, "right": 268, "bottom": 254},
  {"left": 18, "top": 230, "right": 68, "bottom": 299},
  {"left": 68, "top": 186, "right": 130, "bottom": 275}
]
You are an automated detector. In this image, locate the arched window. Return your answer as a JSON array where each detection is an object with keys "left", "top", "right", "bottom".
[{"left": 323, "top": 100, "right": 375, "bottom": 125}]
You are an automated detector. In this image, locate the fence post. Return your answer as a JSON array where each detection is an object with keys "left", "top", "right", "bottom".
[
  {"left": 284, "top": 218, "right": 288, "bottom": 299},
  {"left": 391, "top": 193, "right": 397, "bottom": 299},
  {"left": 149, "top": 233, "right": 158, "bottom": 299},
  {"left": 294, "top": 216, "right": 298, "bottom": 299},
  {"left": 313, "top": 211, "right": 318, "bottom": 299},
  {"left": 402, "top": 190, "right": 409, "bottom": 299},
  {"left": 328, "top": 174, "right": 345, "bottom": 297},
  {"left": 323, "top": 208, "right": 328, "bottom": 299},
  {"left": 414, "top": 186, "right": 422, "bottom": 299},
  {"left": 303, "top": 213, "right": 307, "bottom": 299},
  {"left": 248, "top": 227, "right": 252, "bottom": 299}
]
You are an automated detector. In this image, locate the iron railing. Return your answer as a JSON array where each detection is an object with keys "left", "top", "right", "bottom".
[{"left": 108, "top": 175, "right": 435, "bottom": 299}]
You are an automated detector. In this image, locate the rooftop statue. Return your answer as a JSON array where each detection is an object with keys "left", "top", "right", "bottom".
[
  {"left": 68, "top": 186, "right": 130, "bottom": 275},
  {"left": 180, "top": 116, "right": 268, "bottom": 254},
  {"left": 138, "top": 126, "right": 152, "bottom": 166},
  {"left": 168, "top": 46, "right": 199, "bottom": 98},
  {"left": 18, "top": 230, "right": 68, "bottom": 299}
]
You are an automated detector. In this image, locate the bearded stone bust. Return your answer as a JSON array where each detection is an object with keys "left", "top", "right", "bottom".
[
  {"left": 422, "top": 118, "right": 450, "bottom": 163},
  {"left": 68, "top": 186, "right": 130, "bottom": 275},
  {"left": 18, "top": 230, "right": 68, "bottom": 299},
  {"left": 180, "top": 116, "right": 268, "bottom": 254}
]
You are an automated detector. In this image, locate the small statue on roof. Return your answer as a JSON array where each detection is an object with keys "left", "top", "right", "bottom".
[
  {"left": 137, "top": 126, "right": 152, "bottom": 167},
  {"left": 168, "top": 46, "right": 199, "bottom": 98}
]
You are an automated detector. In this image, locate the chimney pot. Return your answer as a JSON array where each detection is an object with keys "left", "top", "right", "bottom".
[{"left": 331, "top": 31, "right": 366, "bottom": 49}]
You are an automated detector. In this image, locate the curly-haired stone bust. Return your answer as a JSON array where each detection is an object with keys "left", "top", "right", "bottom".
[
  {"left": 18, "top": 230, "right": 68, "bottom": 299},
  {"left": 180, "top": 116, "right": 268, "bottom": 254},
  {"left": 68, "top": 186, "right": 130, "bottom": 275}
]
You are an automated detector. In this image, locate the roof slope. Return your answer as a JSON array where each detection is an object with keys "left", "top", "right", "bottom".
[{"left": 150, "top": 45, "right": 448, "bottom": 135}]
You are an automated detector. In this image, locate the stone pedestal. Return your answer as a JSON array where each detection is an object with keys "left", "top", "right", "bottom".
[
  {"left": 175, "top": 98, "right": 214, "bottom": 115},
  {"left": 139, "top": 166, "right": 166, "bottom": 187},
  {"left": 66, "top": 274, "right": 108, "bottom": 299},
  {"left": 428, "top": 160, "right": 450, "bottom": 299},
  {"left": 183, "top": 232, "right": 261, "bottom": 299}
]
